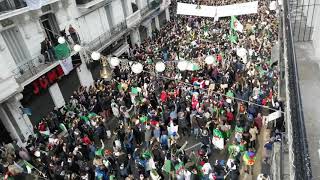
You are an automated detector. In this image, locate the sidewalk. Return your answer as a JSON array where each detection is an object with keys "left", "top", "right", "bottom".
[{"left": 240, "top": 127, "right": 271, "bottom": 180}]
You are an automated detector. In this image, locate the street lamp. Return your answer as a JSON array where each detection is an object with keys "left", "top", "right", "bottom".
[{"left": 100, "top": 57, "right": 112, "bottom": 80}]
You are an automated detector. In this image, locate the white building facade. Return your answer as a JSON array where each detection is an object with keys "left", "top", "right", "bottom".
[{"left": 0, "top": 0, "right": 171, "bottom": 145}]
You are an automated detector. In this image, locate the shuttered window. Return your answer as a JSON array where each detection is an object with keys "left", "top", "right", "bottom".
[{"left": 1, "top": 26, "right": 29, "bottom": 65}]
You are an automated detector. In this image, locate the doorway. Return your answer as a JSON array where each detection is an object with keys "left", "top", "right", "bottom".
[
  {"left": 40, "top": 13, "right": 60, "bottom": 45},
  {"left": 0, "top": 117, "right": 13, "bottom": 144}
]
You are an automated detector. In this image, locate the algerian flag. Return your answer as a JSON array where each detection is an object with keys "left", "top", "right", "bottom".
[
  {"left": 117, "top": 83, "right": 123, "bottom": 91},
  {"left": 88, "top": 113, "right": 97, "bottom": 119},
  {"left": 139, "top": 116, "right": 148, "bottom": 123},
  {"left": 54, "top": 43, "right": 71, "bottom": 60},
  {"left": 230, "top": 16, "right": 243, "bottom": 33},
  {"left": 229, "top": 32, "right": 238, "bottom": 44},
  {"left": 24, "top": 160, "right": 34, "bottom": 174},
  {"left": 95, "top": 148, "right": 104, "bottom": 156},
  {"left": 131, "top": 87, "right": 139, "bottom": 94},
  {"left": 59, "top": 57, "right": 73, "bottom": 75},
  {"left": 235, "top": 126, "right": 244, "bottom": 133},
  {"left": 59, "top": 123, "right": 67, "bottom": 132},
  {"left": 163, "top": 160, "right": 171, "bottom": 173},
  {"left": 39, "top": 130, "right": 50, "bottom": 137},
  {"left": 80, "top": 116, "right": 90, "bottom": 123},
  {"left": 213, "top": 129, "right": 224, "bottom": 138},
  {"left": 226, "top": 90, "right": 234, "bottom": 98},
  {"left": 109, "top": 175, "right": 116, "bottom": 180},
  {"left": 174, "top": 162, "right": 184, "bottom": 174}
]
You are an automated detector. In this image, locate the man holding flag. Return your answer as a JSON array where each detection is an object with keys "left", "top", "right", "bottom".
[{"left": 229, "top": 16, "right": 244, "bottom": 44}]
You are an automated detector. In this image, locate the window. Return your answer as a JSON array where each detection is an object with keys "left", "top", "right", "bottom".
[{"left": 1, "top": 26, "right": 30, "bottom": 65}]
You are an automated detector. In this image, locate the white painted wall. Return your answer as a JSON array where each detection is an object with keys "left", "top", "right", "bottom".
[
  {"left": 76, "top": 8, "right": 110, "bottom": 44},
  {"left": 0, "top": 34, "right": 18, "bottom": 76}
]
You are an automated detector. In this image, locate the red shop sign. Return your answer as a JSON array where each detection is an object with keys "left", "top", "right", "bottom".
[{"left": 32, "top": 65, "right": 65, "bottom": 94}]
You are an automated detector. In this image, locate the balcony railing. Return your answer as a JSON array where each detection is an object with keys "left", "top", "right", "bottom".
[
  {"left": 11, "top": 55, "right": 54, "bottom": 84},
  {"left": 87, "top": 21, "right": 127, "bottom": 51},
  {"left": 0, "top": 0, "right": 27, "bottom": 14},
  {"left": 75, "top": 0, "right": 109, "bottom": 8},
  {"left": 126, "top": 10, "right": 141, "bottom": 28}
]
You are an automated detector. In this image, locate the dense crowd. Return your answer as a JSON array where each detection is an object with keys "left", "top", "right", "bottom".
[{"left": 0, "top": 0, "right": 283, "bottom": 179}]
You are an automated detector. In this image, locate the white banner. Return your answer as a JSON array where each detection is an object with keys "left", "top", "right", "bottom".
[
  {"left": 59, "top": 57, "right": 73, "bottom": 75},
  {"left": 267, "top": 111, "right": 282, "bottom": 122},
  {"left": 177, "top": 1, "right": 258, "bottom": 18}
]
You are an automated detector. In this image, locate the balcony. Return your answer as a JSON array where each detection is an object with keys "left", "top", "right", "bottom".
[
  {"left": 126, "top": 9, "right": 141, "bottom": 28},
  {"left": 0, "top": 0, "right": 59, "bottom": 20},
  {"left": 0, "top": 76, "right": 21, "bottom": 103},
  {"left": 11, "top": 41, "right": 78, "bottom": 86},
  {"left": 0, "top": 0, "right": 26, "bottom": 14},
  {"left": 76, "top": 0, "right": 111, "bottom": 8},
  {"left": 87, "top": 21, "right": 127, "bottom": 52},
  {"left": 11, "top": 56, "right": 59, "bottom": 86}
]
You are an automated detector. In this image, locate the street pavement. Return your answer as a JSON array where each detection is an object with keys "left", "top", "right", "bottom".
[{"left": 295, "top": 42, "right": 320, "bottom": 180}]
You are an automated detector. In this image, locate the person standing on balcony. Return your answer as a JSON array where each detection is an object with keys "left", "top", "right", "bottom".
[
  {"left": 68, "top": 25, "right": 80, "bottom": 45},
  {"left": 41, "top": 38, "right": 55, "bottom": 63}
]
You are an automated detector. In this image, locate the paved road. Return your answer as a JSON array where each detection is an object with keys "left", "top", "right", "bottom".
[{"left": 295, "top": 42, "right": 320, "bottom": 180}]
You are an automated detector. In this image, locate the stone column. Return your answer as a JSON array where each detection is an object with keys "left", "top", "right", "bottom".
[
  {"left": 0, "top": 105, "right": 22, "bottom": 144},
  {"left": 136, "top": 0, "right": 143, "bottom": 9},
  {"left": 48, "top": 83, "right": 66, "bottom": 108},
  {"left": 77, "top": 50, "right": 94, "bottom": 87},
  {"left": 5, "top": 94, "right": 34, "bottom": 144},
  {"left": 155, "top": 16, "right": 160, "bottom": 30},
  {"left": 123, "top": 0, "right": 133, "bottom": 16},
  {"left": 130, "top": 28, "right": 141, "bottom": 46},
  {"left": 165, "top": 7, "right": 170, "bottom": 22},
  {"left": 146, "top": 21, "right": 152, "bottom": 38}
]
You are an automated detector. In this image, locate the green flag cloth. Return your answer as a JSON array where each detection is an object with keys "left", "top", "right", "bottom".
[
  {"left": 139, "top": 116, "right": 148, "bottom": 123},
  {"left": 192, "top": 64, "right": 200, "bottom": 71},
  {"left": 229, "top": 32, "right": 238, "bottom": 44},
  {"left": 226, "top": 90, "right": 234, "bottom": 98},
  {"left": 235, "top": 126, "right": 244, "bottom": 133},
  {"left": 54, "top": 43, "right": 71, "bottom": 60},
  {"left": 117, "top": 83, "right": 122, "bottom": 91},
  {"left": 88, "top": 113, "right": 97, "bottom": 119},
  {"left": 59, "top": 123, "right": 67, "bottom": 132},
  {"left": 80, "top": 116, "right": 89, "bottom": 123},
  {"left": 163, "top": 160, "right": 171, "bottom": 173},
  {"left": 24, "top": 160, "right": 34, "bottom": 174},
  {"left": 175, "top": 162, "right": 184, "bottom": 173},
  {"left": 142, "top": 150, "right": 152, "bottom": 159},
  {"left": 239, "top": 144, "right": 246, "bottom": 152},
  {"left": 95, "top": 148, "right": 104, "bottom": 156},
  {"left": 228, "top": 144, "right": 239, "bottom": 158},
  {"left": 131, "top": 87, "right": 139, "bottom": 94},
  {"left": 213, "top": 129, "right": 224, "bottom": 138},
  {"left": 109, "top": 175, "right": 116, "bottom": 180},
  {"left": 39, "top": 130, "right": 50, "bottom": 137}
]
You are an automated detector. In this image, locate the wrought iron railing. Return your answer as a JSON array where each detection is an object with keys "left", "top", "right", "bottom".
[
  {"left": 0, "top": 0, "right": 27, "bottom": 14},
  {"left": 87, "top": 21, "right": 127, "bottom": 51},
  {"left": 283, "top": 0, "right": 312, "bottom": 179},
  {"left": 288, "top": 0, "right": 320, "bottom": 41},
  {"left": 11, "top": 55, "right": 50, "bottom": 84}
]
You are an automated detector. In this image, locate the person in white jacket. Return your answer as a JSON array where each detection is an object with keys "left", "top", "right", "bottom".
[{"left": 111, "top": 100, "right": 120, "bottom": 118}]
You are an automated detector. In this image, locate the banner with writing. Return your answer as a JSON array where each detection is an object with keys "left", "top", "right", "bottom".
[{"left": 177, "top": 1, "right": 258, "bottom": 18}]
